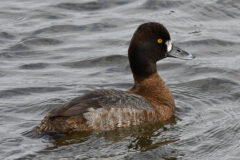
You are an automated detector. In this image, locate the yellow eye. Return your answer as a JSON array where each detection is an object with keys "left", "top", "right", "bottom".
[{"left": 157, "top": 38, "right": 163, "bottom": 44}]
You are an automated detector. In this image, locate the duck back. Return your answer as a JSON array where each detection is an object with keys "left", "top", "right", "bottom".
[{"left": 31, "top": 89, "right": 159, "bottom": 134}]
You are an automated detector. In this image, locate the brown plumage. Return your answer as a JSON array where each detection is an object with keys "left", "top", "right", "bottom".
[
  {"left": 129, "top": 73, "right": 175, "bottom": 122},
  {"left": 31, "top": 22, "right": 193, "bottom": 135}
]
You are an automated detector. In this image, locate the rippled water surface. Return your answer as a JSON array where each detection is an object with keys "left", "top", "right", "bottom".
[{"left": 0, "top": 0, "right": 240, "bottom": 159}]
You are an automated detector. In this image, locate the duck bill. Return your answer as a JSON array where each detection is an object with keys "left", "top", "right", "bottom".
[{"left": 167, "top": 44, "right": 195, "bottom": 60}]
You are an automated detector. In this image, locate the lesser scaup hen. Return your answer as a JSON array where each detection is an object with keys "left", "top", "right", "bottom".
[{"left": 31, "top": 22, "right": 194, "bottom": 135}]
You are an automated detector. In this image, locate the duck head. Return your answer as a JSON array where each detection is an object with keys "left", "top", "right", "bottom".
[{"left": 128, "top": 22, "right": 194, "bottom": 77}]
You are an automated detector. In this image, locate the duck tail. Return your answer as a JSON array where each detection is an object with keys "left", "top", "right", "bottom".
[
  {"left": 23, "top": 115, "right": 58, "bottom": 138},
  {"left": 24, "top": 115, "right": 90, "bottom": 138}
]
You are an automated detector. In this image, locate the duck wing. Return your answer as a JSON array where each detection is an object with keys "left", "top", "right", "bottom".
[{"left": 48, "top": 89, "right": 153, "bottom": 118}]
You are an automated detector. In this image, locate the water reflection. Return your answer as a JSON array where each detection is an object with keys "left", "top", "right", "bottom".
[{"left": 47, "top": 117, "right": 176, "bottom": 152}]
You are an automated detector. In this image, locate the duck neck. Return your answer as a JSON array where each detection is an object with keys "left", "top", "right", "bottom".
[
  {"left": 129, "top": 72, "right": 175, "bottom": 111},
  {"left": 128, "top": 40, "right": 158, "bottom": 77}
]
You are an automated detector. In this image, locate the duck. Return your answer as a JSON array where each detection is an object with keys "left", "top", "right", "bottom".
[{"left": 31, "top": 22, "right": 194, "bottom": 135}]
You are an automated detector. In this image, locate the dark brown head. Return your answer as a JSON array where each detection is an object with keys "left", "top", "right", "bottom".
[{"left": 128, "top": 22, "right": 194, "bottom": 78}]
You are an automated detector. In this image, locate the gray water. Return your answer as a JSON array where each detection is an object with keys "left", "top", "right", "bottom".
[{"left": 0, "top": 0, "right": 240, "bottom": 159}]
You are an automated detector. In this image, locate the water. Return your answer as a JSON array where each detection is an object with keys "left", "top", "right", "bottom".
[{"left": 0, "top": 0, "right": 240, "bottom": 159}]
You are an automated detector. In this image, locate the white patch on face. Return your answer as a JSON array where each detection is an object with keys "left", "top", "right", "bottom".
[{"left": 166, "top": 40, "right": 172, "bottom": 53}]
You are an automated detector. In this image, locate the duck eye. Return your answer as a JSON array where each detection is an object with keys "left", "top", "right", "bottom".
[{"left": 157, "top": 38, "right": 163, "bottom": 44}]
